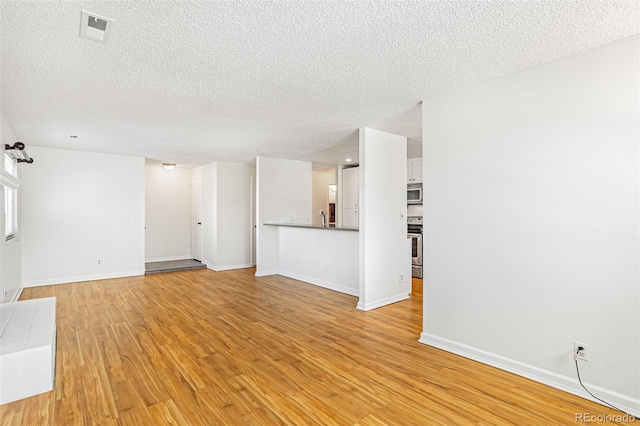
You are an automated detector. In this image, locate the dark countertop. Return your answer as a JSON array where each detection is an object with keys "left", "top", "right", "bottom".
[{"left": 263, "top": 222, "right": 359, "bottom": 232}]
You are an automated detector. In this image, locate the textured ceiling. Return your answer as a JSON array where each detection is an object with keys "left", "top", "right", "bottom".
[{"left": 1, "top": 1, "right": 638, "bottom": 168}]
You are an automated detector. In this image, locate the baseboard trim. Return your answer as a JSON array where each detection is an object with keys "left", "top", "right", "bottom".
[
  {"left": 278, "top": 270, "right": 359, "bottom": 296},
  {"left": 207, "top": 263, "right": 253, "bottom": 272},
  {"left": 23, "top": 270, "right": 145, "bottom": 288},
  {"left": 418, "top": 333, "right": 640, "bottom": 418},
  {"left": 145, "top": 255, "right": 192, "bottom": 262},
  {"left": 356, "top": 293, "right": 409, "bottom": 311},
  {"left": 254, "top": 269, "right": 278, "bottom": 277},
  {"left": 10, "top": 287, "right": 23, "bottom": 302}
]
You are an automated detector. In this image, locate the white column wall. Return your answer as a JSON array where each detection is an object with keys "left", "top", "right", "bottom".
[
  {"left": 357, "top": 127, "right": 410, "bottom": 311},
  {"left": 145, "top": 165, "right": 192, "bottom": 262},
  {"left": 215, "top": 162, "right": 254, "bottom": 270},
  {"left": 21, "top": 146, "right": 145, "bottom": 286},
  {"left": 255, "top": 157, "right": 311, "bottom": 276},
  {"left": 420, "top": 36, "right": 639, "bottom": 413},
  {"left": 193, "top": 162, "right": 254, "bottom": 271}
]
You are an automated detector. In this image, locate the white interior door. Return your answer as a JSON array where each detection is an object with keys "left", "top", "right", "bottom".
[{"left": 191, "top": 176, "right": 203, "bottom": 261}]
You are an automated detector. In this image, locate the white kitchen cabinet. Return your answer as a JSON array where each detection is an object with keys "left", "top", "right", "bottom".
[
  {"left": 342, "top": 166, "right": 359, "bottom": 209},
  {"left": 342, "top": 208, "right": 359, "bottom": 228},
  {"left": 407, "top": 158, "right": 423, "bottom": 184},
  {"left": 342, "top": 166, "right": 359, "bottom": 227}
]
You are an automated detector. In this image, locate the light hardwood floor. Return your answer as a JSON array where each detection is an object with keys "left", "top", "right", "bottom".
[{"left": 1, "top": 269, "right": 634, "bottom": 425}]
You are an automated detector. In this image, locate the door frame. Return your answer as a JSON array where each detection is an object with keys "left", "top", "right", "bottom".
[
  {"left": 250, "top": 176, "right": 257, "bottom": 266},
  {"left": 191, "top": 175, "right": 203, "bottom": 261}
]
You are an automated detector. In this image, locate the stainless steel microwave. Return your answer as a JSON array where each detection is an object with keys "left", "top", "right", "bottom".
[{"left": 407, "top": 183, "right": 422, "bottom": 204}]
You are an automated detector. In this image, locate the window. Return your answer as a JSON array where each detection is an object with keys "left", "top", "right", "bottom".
[{"left": 4, "top": 154, "right": 17, "bottom": 242}]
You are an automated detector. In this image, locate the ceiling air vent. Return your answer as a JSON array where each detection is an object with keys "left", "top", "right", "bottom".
[{"left": 79, "top": 10, "right": 113, "bottom": 43}]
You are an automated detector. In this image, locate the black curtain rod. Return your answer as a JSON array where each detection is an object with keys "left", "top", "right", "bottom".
[{"left": 5, "top": 142, "right": 34, "bottom": 164}]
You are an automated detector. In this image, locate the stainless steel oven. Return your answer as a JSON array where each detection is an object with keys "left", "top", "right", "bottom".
[{"left": 408, "top": 216, "right": 423, "bottom": 278}]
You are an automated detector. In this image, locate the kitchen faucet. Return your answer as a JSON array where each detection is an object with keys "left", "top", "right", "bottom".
[{"left": 320, "top": 210, "right": 326, "bottom": 227}]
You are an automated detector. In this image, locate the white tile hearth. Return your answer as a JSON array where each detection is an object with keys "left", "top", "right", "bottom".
[{"left": 0, "top": 297, "right": 56, "bottom": 405}]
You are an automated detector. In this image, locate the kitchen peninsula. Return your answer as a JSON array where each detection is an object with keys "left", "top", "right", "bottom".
[{"left": 263, "top": 222, "right": 359, "bottom": 296}]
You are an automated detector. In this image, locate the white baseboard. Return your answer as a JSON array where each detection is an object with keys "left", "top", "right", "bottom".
[
  {"left": 22, "top": 270, "right": 145, "bottom": 288},
  {"left": 207, "top": 263, "right": 253, "bottom": 272},
  {"left": 145, "top": 255, "right": 192, "bottom": 262},
  {"left": 278, "top": 270, "right": 359, "bottom": 296},
  {"left": 356, "top": 293, "right": 409, "bottom": 311},
  {"left": 254, "top": 269, "right": 278, "bottom": 277},
  {"left": 10, "top": 287, "right": 23, "bottom": 303},
  {"left": 418, "top": 333, "right": 640, "bottom": 418}
]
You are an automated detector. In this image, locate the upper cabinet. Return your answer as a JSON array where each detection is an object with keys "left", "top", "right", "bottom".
[
  {"left": 407, "top": 157, "right": 423, "bottom": 184},
  {"left": 342, "top": 166, "right": 359, "bottom": 209}
]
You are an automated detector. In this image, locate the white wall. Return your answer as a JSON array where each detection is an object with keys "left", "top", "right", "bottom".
[
  {"left": 215, "top": 162, "right": 254, "bottom": 270},
  {"left": 277, "top": 226, "right": 359, "bottom": 296},
  {"left": 145, "top": 165, "right": 192, "bottom": 262},
  {"left": 420, "top": 36, "right": 639, "bottom": 414},
  {"left": 255, "top": 157, "right": 311, "bottom": 276},
  {"left": 192, "top": 161, "right": 254, "bottom": 271},
  {"left": 311, "top": 168, "right": 336, "bottom": 226},
  {"left": 0, "top": 113, "right": 22, "bottom": 302},
  {"left": 21, "top": 146, "right": 145, "bottom": 286},
  {"left": 357, "top": 127, "right": 410, "bottom": 310}
]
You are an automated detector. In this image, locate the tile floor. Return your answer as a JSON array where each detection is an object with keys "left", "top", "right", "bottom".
[{"left": 144, "top": 259, "right": 206, "bottom": 274}]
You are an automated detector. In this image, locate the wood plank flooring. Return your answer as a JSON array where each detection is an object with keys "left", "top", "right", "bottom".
[{"left": 2, "top": 269, "right": 634, "bottom": 425}]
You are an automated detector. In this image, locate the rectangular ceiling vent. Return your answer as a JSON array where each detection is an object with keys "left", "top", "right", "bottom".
[{"left": 79, "top": 10, "right": 113, "bottom": 43}]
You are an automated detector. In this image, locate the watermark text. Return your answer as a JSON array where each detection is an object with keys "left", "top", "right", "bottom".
[{"left": 575, "top": 412, "right": 636, "bottom": 423}]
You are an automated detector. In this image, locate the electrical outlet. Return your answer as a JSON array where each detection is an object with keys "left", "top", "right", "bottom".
[
  {"left": 97, "top": 259, "right": 101, "bottom": 265},
  {"left": 399, "top": 274, "right": 404, "bottom": 283},
  {"left": 574, "top": 341, "right": 588, "bottom": 361}
]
